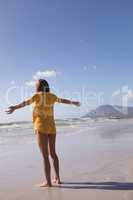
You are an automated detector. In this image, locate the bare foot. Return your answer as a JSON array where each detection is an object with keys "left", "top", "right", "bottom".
[
  {"left": 36, "top": 182, "right": 52, "bottom": 188},
  {"left": 52, "top": 177, "right": 61, "bottom": 184}
]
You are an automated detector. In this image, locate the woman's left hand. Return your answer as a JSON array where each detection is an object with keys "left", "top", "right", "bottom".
[
  {"left": 6, "top": 106, "right": 16, "bottom": 114},
  {"left": 73, "top": 101, "right": 81, "bottom": 107}
]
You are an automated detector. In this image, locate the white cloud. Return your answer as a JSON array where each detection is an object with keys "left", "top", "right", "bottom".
[
  {"left": 10, "top": 80, "right": 16, "bottom": 85},
  {"left": 83, "top": 65, "right": 97, "bottom": 71},
  {"left": 25, "top": 81, "right": 35, "bottom": 87},
  {"left": 112, "top": 90, "right": 120, "bottom": 97},
  {"left": 112, "top": 89, "right": 133, "bottom": 99},
  {"left": 127, "top": 90, "right": 133, "bottom": 99},
  {"left": 33, "top": 70, "right": 59, "bottom": 80},
  {"left": 92, "top": 65, "right": 97, "bottom": 70},
  {"left": 25, "top": 69, "right": 60, "bottom": 87}
]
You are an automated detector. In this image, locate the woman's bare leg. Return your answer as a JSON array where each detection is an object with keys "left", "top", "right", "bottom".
[
  {"left": 36, "top": 132, "right": 52, "bottom": 187},
  {"left": 48, "top": 134, "right": 61, "bottom": 184}
]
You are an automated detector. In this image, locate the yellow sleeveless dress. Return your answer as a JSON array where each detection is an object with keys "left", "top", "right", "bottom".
[{"left": 25, "top": 92, "right": 61, "bottom": 134}]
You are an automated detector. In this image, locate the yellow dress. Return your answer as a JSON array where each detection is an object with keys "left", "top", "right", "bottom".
[{"left": 25, "top": 92, "right": 61, "bottom": 134}]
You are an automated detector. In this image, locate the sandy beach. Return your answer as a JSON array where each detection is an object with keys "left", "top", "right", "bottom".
[{"left": 1, "top": 119, "right": 133, "bottom": 200}]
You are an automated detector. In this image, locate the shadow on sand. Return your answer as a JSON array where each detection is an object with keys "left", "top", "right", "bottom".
[{"left": 54, "top": 181, "right": 133, "bottom": 190}]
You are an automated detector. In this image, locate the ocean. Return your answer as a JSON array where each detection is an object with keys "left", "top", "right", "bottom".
[{"left": 0, "top": 117, "right": 120, "bottom": 147}]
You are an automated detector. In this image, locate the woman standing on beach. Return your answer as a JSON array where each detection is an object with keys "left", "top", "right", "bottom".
[{"left": 6, "top": 79, "right": 80, "bottom": 187}]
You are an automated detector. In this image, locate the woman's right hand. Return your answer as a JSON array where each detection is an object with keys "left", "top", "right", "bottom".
[
  {"left": 6, "top": 106, "right": 16, "bottom": 114},
  {"left": 73, "top": 101, "right": 81, "bottom": 107}
]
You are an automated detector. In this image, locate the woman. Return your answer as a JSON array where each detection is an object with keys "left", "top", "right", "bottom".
[{"left": 6, "top": 79, "right": 80, "bottom": 187}]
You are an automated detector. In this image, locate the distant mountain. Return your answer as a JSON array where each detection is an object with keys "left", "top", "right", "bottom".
[{"left": 83, "top": 105, "right": 133, "bottom": 119}]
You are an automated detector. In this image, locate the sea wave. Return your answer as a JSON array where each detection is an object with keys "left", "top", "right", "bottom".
[
  {"left": 0, "top": 117, "right": 120, "bottom": 131},
  {"left": 0, "top": 117, "right": 121, "bottom": 146}
]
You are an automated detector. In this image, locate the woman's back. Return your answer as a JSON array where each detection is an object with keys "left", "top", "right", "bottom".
[
  {"left": 31, "top": 92, "right": 59, "bottom": 134},
  {"left": 33, "top": 92, "right": 58, "bottom": 119}
]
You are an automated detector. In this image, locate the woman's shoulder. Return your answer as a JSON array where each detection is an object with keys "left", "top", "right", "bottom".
[
  {"left": 32, "top": 92, "right": 42, "bottom": 100},
  {"left": 34, "top": 92, "right": 57, "bottom": 97},
  {"left": 49, "top": 92, "right": 56, "bottom": 96}
]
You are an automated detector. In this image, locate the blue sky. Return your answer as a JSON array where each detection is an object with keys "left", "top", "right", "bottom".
[{"left": 1, "top": 0, "right": 133, "bottom": 122}]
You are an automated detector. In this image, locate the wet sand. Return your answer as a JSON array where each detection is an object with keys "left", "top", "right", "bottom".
[{"left": 1, "top": 119, "right": 133, "bottom": 200}]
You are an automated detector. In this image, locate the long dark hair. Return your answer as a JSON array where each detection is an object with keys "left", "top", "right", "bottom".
[{"left": 36, "top": 79, "right": 50, "bottom": 92}]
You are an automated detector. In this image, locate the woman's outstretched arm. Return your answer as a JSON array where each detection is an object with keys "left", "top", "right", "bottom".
[
  {"left": 6, "top": 95, "right": 37, "bottom": 114},
  {"left": 58, "top": 98, "right": 80, "bottom": 107},
  {"left": 6, "top": 101, "right": 30, "bottom": 114}
]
